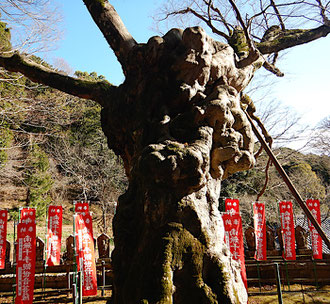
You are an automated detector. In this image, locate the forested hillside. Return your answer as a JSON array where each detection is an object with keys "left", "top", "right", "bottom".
[
  {"left": 0, "top": 17, "right": 127, "bottom": 226},
  {"left": 0, "top": 68, "right": 127, "bottom": 219}
]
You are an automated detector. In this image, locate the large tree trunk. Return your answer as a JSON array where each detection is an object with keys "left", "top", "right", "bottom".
[{"left": 102, "top": 27, "right": 257, "bottom": 304}]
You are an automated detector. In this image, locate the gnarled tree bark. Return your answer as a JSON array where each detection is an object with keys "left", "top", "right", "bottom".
[{"left": 105, "top": 26, "right": 258, "bottom": 304}]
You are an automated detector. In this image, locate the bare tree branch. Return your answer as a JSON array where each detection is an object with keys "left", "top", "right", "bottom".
[
  {"left": 270, "top": 0, "right": 286, "bottom": 30},
  {"left": 161, "top": 7, "right": 230, "bottom": 39},
  {"left": 202, "top": 0, "right": 233, "bottom": 34},
  {"left": 0, "top": 52, "right": 116, "bottom": 106},
  {"left": 316, "top": 0, "right": 330, "bottom": 26},
  {"left": 0, "top": 0, "right": 63, "bottom": 54},
  {"left": 82, "top": 0, "right": 137, "bottom": 71},
  {"left": 257, "top": 24, "right": 330, "bottom": 54}
]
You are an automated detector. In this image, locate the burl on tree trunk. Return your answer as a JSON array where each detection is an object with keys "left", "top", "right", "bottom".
[{"left": 103, "top": 27, "right": 257, "bottom": 304}]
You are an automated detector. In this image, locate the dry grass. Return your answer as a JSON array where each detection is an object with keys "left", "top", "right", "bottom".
[
  {"left": 248, "top": 285, "right": 330, "bottom": 304},
  {"left": 0, "top": 289, "right": 112, "bottom": 304},
  {"left": 1, "top": 286, "right": 329, "bottom": 303}
]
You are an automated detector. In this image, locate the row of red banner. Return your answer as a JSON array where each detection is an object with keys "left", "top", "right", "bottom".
[
  {"left": 47, "top": 201, "right": 97, "bottom": 296},
  {"left": 222, "top": 198, "right": 323, "bottom": 290},
  {"left": 0, "top": 199, "right": 324, "bottom": 300},
  {"left": 45, "top": 201, "right": 89, "bottom": 267},
  {"left": 0, "top": 202, "right": 96, "bottom": 302},
  {"left": 224, "top": 198, "right": 323, "bottom": 261}
]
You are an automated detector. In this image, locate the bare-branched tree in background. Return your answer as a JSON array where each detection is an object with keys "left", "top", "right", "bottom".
[
  {"left": 0, "top": 0, "right": 62, "bottom": 54},
  {"left": 309, "top": 116, "right": 330, "bottom": 156}
]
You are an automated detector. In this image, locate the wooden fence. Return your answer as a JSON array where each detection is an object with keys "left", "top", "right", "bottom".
[{"left": 1, "top": 231, "right": 329, "bottom": 293}]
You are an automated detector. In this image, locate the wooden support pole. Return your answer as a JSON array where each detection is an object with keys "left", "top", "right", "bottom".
[
  {"left": 274, "top": 263, "right": 283, "bottom": 304},
  {"left": 244, "top": 110, "right": 330, "bottom": 250}
]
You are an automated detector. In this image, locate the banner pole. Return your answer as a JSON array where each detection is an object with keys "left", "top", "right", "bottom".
[
  {"left": 256, "top": 261, "right": 262, "bottom": 292},
  {"left": 12, "top": 220, "right": 16, "bottom": 304},
  {"left": 312, "top": 259, "right": 319, "bottom": 289},
  {"left": 73, "top": 212, "right": 78, "bottom": 304},
  {"left": 43, "top": 206, "right": 48, "bottom": 299},
  {"left": 78, "top": 270, "right": 83, "bottom": 304},
  {"left": 245, "top": 110, "right": 330, "bottom": 250}
]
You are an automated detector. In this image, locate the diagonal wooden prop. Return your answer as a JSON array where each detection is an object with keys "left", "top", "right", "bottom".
[{"left": 244, "top": 110, "right": 330, "bottom": 250}]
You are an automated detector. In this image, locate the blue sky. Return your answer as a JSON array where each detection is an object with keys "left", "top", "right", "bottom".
[{"left": 49, "top": 0, "right": 329, "bottom": 148}]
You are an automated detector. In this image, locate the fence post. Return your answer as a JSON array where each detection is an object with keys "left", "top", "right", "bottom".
[
  {"left": 102, "top": 260, "right": 106, "bottom": 297},
  {"left": 78, "top": 271, "right": 83, "bottom": 304},
  {"left": 72, "top": 283, "right": 77, "bottom": 304},
  {"left": 67, "top": 264, "right": 71, "bottom": 298},
  {"left": 312, "top": 260, "right": 319, "bottom": 289},
  {"left": 274, "top": 263, "right": 283, "bottom": 304}
]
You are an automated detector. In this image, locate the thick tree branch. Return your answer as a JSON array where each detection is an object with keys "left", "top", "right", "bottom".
[
  {"left": 82, "top": 0, "right": 137, "bottom": 71},
  {"left": 263, "top": 60, "right": 284, "bottom": 76},
  {"left": 0, "top": 52, "right": 116, "bottom": 106},
  {"left": 257, "top": 24, "right": 330, "bottom": 54}
]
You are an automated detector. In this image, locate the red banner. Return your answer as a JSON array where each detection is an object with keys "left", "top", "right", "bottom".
[
  {"left": 15, "top": 223, "right": 36, "bottom": 304},
  {"left": 279, "top": 201, "right": 296, "bottom": 260},
  {"left": 225, "top": 198, "right": 239, "bottom": 214},
  {"left": 75, "top": 212, "right": 97, "bottom": 296},
  {"left": 46, "top": 206, "right": 63, "bottom": 266},
  {"left": 222, "top": 213, "right": 247, "bottom": 289},
  {"left": 20, "top": 208, "right": 36, "bottom": 225},
  {"left": 0, "top": 210, "right": 8, "bottom": 269},
  {"left": 253, "top": 202, "right": 267, "bottom": 261},
  {"left": 306, "top": 199, "right": 322, "bottom": 259},
  {"left": 74, "top": 201, "right": 89, "bottom": 213}
]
